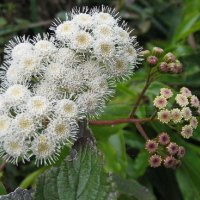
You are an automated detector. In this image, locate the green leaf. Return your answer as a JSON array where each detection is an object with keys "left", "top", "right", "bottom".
[
  {"left": 33, "top": 139, "right": 115, "bottom": 200},
  {"left": 113, "top": 175, "right": 156, "bottom": 200},
  {"left": 0, "top": 182, "right": 7, "bottom": 195},
  {"left": 19, "top": 167, "right": 45, "bottom": 189},
  {"left": 0, "top": 17, "right": 7, "bottom": 27},
  {"left": 176, "top": 147, "right": 200, "bottom": 200},
  {"left": 131, "top": 150, "right": 149, "bottom": 179}
]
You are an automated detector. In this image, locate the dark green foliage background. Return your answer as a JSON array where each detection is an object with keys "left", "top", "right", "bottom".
[{"left": 0, "top": 0, "right": 200, "bottom": 199}]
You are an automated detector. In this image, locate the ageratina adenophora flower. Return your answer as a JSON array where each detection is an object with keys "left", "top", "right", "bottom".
[
  {"left": 154, "top": 87, "right": 199, "bottom": 140},
  {"left": 0, "top": 6, "right": 141, "bottom": 165}
]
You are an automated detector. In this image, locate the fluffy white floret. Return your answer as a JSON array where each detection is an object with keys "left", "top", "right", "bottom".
[
  {"left": 5, "top": 84, "right": 30, "bottom": 104},
  {"left": 11, "top": 42, "right": 34, "bottom": 60},
  {"left": 72, "top": 13, "right": 93, "bottom": 28},
  {"left": 26, "top": 96, "right": 50, "bottom": 116},
  {"left": 55, "top": 21, "right": 78, "bottom": 41},
  {"left": 34, "top": 40, "right": 56, "bottom": 57},
  {"left": 31, "top": 134, "right": 59, "bottom": 165},
  {"left": 55, "top": 99, "right": 78, "bottom": 119},
  {"left": 71, "top": 30, "right": 93, "bottom": 50},
  {"left": 0, "top": 115, "right": 11, "bottom": 137}
]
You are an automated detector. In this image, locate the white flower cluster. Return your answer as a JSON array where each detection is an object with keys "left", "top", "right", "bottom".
[
  {"left": 153, "top": 87, "right": 200, "bottom": 139},
  {"left": 0, "top": 6, "right": 140, "bottom": 165}
]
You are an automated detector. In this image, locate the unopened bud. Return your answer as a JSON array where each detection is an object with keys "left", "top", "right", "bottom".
[
  {"left": 159, "top": 62, "right": 169, "bottom": 73},
  {"left": 163, "top": 156, "right": 175, "bottom": 168},
  {"left": 164, "top": 52, "right": 176, "bottom": 63},
  {"left": 175, "top": 60, "right": 183, "bottom": 73},
  {"left": 172, "top": 159, "right": 181, "bottom": 169},
  {"left": 140, "top": 50, "right": 150, "bottom": 57},
  {"left": 152, "top": 47, "right": 164, "bottom": 56},
  {"left": 168, "top": 63, "right": 181, "bottom": 74},
  {"left": 147, "top": 56, "right": 158, "bottom": 66},
  {"left": 149, "top": 154, "right": 162, "bottom": 168},
  {"left": 177, "top": 146, "right": 185, "bottom": 159}
]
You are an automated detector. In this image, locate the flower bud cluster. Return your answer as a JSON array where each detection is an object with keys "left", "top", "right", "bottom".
[
  {"left": 141, "top": 47, "right": 183, "bottom": 74},
  {"left": 146, "top": 132, "right": 185, "bottom": 169},
  {"left": 153, "top": 87, "right": 199, "bottom": 139},
  {"left": 0, "top": 6, "right": 140, "bottom": 165}
]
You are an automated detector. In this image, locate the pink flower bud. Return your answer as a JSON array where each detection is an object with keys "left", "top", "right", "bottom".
[
  {"left": 167, "top": 142, "right": 179, "bottom": 155},
  {"left": 147, "top": 56, "right": 158, "bottom": 66},
  {"left": 163, "top": 156, "right": 176, "bottom": 168},
  {"left": 177, "top": 146, "right": 185, "bottom": 158},
  {"left": 152, "top": 47, "right": 164, "bottom": 56},
  {"left": 158, "top": 132, "right": 170, "bottom": 145},
  {"left": 145, "top": 140, "right": 158, "bottom": 153},
  {"left": 158, "top": 62, "right": 169, "bottom": 73},
  {"left": 149, "top": 154, "right": 162, "bottom": 168},
  {"left": 164, "top": 52, "right": 176, "bottom": 63},
  {"left": 173, "top": 159, "right": 181, "bottom": 169}
]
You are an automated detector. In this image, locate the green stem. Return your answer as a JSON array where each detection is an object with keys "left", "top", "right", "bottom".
[{"left": 129, "top": 67, "right": 153, "bottom": 118}]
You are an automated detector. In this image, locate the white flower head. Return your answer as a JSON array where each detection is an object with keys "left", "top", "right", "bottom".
[
  {"left": 18, "top": 53, "right": 42, "bottom": 79},
  {"left": 5, "top": 84, "right": 30, "bottom": 104},
  {"left": 76, "top": 92, "right": 105, "bottom": 117},
  {"left": 34, "top": 39, "right": 56, "bottom": 58},
  {"left": 2, "top": 136, "right": 29, "bottom": 164},
  {"left": 0, "top": 95, "right": 8, "bottom": 114},
  {"left": 55, "top": 21, "right": 78, "bottom": 41},
  {"left": 78, "top": 60, "right": 102, "bottom": 81},
  {"left": 6, "top": 64, "right": 21, "bottom": 84},
  {"left": 34, "top": 81, "right": 60, "bottom": 101},
  {"left": 60, "top": 68, "right": 85, "bottom": 94},
  {"left": 11, "top": 42, "right": 34, "bottom": 60},
  {"left": 93, "top": 12, "right": 117, "bottom": 26},
  {"left": 93, "top": 39, "right": 115, "bottom": 60},
  {"left": 70, "top": 30, "right": 93, "bottom": 50},
  {"left": 13, "top": 113, "right": 35, "bottom": 137},
  {"left": 44, "top": 62, "right": 65, "bottom": 81},
  {"left": 115, "top": 27, "right": 130, "bottom": 44},
  {"left": 0, "top": 115, "right": 11, "bottom": 137},
  {"left": 87, "top": 77, "right": 114, "bottom": 99},
  {"left": 122, "top": 45, "right": 138, "bottom": 63},
  {"left": 31, "top": 134, "right": 59, "bottom": 165},
  {"left": 106, "top": 57, "right": 134, "bottom": 80},
  {"left": 47, "top": 118, "right": 77, "bottom": 145},
  {"left": 53, "top": 48, "right": 76, "bottom": 64},
  {"left": 93, "top": 24, "right": 114, "bottom": 39},
  {"left": 0, "top": 6, "right": 141, "bottom": 165},
  {"left": 27, "top": 96, "right": 50, "bottom": 116},
  {"left": 72, "top": 13, "right": 93, "bottom": 28},
  {"left": 55, "top": 99, "right": 78, "bottom": 119}
]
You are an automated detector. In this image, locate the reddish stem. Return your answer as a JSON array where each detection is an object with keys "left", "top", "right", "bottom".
[
  {"left": 89, "top": 117, "right": 151, "bottom": 140},
  {"left": 89, "top": 118, "right": 151, "bottom": 125},
  {"left": 135, "top": 122, "right": 149, "bottom": 140}
]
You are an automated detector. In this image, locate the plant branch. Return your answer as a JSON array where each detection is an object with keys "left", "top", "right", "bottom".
[
  {"left": 89, "top": 117, "right": 152, "bottom": 125},
  {"left": 129, "top": 69, "right": 152, "bottom": 118},
  {"left": 0, "top": 161, "right": 7, "bottom": 171},
  {"left": 89, "top": 118, "right": 151, "bottom": 140},
  {"left": 135, "top": 122, "right": 149, "bottom": 140}
]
